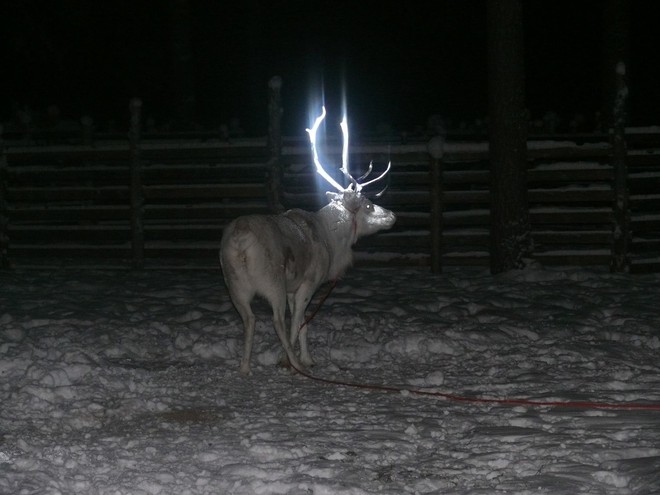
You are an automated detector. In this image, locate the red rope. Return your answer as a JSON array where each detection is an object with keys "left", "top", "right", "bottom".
[
  {"left": 295, "top": 282, "right": 660, "bottom": 412},
  {"left": 292, "top": 363, "right": 660, "bottom": 411},
  {"left": 300, "top": 279, "right": 338, "bottom": 330}
]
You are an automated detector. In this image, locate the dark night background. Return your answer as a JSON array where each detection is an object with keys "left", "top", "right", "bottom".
[{"left": 2, "top": 1, "right": 658, "bottom": 137}]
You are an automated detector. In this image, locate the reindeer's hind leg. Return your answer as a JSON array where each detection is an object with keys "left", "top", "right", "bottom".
[
  {"left": 265, "top": 287, "right": 305, "bottom": 372},
  {"left": 288, "top": 284, "right": 317, "bottom": 367},
  {"left": 228, "top": 290, "right": 257, "bottom": 375},
  {"left": 298, "top": 323, "right": 314, "bottom": 367}
]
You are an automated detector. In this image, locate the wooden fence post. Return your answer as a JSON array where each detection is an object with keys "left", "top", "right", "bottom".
[
  {"left": 0, "top": 125, "right": 9, "bottom": 270},
  {"left": 266, "top": 76, "right": 285, "bottom": 213},
  {"left": 129, "top": 98, "right": 145, "bottom": 269},
  {"left": 428, "top": 136, "right": 445, "bottom": 273},
  {"left": 610, "top": 62, "right": 630, "bottom": 273}
]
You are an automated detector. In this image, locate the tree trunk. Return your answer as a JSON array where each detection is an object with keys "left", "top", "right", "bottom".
[
  {"left": 487, "top": 0, "right": 533, "bottom": 274},
  {"left": 601, "top": 0, "right": 630, "bottom": 130}
]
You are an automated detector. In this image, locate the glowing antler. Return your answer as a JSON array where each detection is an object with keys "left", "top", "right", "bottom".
[
  {"left": 356, "top": 161, "right": 391, "bottom": 190},
  {"left": 339, "top": 115, "right": 359, "bottom": 191},
  {"left": 307, "top": 106, "right": 391, "bottom": 194},
  {"left": 306, "top": 106, "right": 346, "bottom": 192}
]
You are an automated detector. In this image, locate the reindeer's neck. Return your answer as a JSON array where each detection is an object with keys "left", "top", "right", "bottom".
[{"left": 317, "top": 202, "right": 358, "bottom": 278}]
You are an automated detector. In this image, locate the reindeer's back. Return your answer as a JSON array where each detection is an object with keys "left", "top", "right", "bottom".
[{"left": 220, "top": 212, "right": 332, "bottom": 291}]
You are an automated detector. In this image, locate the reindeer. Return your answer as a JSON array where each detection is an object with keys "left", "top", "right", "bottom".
[{"left": 220, "top": 107, "right": 396, "bottom": 374}]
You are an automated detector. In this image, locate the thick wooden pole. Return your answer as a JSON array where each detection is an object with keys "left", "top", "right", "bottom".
[
  {"left": 428, "top": 136, "right": 445, "bottom": 273},
  {"left": 266, "top": 76, "right": 285, "bottom": 213},
  {"left": 610, "top": 62, "right": 630, "bottom": 272},
  {"left": 129, "top": 98, "right": 145, "bottom": 269}
]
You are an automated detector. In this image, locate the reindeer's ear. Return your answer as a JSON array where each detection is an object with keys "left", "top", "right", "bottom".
[{"left": 326, "top": 191, "right": 342, "bottom": 203}]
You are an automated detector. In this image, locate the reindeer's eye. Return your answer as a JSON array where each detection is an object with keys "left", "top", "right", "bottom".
[{"left": 365, "top": 203, "right": 373, "bottom": 211}]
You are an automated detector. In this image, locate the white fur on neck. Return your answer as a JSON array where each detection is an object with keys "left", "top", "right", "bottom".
[{"left": 318, "top": 200, "right": 357, "bottom": 279}]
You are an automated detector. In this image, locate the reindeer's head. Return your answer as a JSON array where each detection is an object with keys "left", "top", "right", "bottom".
[{"left": 307, "top": 107, "right": 396, "bottom": 240}]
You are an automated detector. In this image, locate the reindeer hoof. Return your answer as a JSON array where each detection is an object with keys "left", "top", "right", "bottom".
[
  {"left": 278, "top": 353, "right": 291, "bottom": 368},
  {"left": 301, "top": 357, "right": 315, "bottom": 368},
  {"left": 277, "top": 354, "right": 308, "bottom": 374}
]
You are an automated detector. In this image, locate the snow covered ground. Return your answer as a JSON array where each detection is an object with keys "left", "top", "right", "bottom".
[{"left": 1, "top": 265, "right": 660, "bottom": 494}]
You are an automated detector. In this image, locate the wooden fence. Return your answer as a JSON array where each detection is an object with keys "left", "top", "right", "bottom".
[
  {"left": 627, "top": 130, "right": 660, "bottom": 272},
  {"left": 0, "top": 126, "right": 659, "bottom": 272}
]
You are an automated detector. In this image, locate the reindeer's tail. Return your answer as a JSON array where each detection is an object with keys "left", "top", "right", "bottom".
[{"left": 220, "top": 218, "right": 258, "bottom": 274}]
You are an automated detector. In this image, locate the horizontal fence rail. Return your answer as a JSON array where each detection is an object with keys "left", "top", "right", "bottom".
[{"left": 1, "top": 129, "right": 659, "bottom": 272}]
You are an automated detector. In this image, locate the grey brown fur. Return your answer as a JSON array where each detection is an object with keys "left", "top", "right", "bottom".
[{"left": 220, "top": 191, "right": 395, "bottom": 374}]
